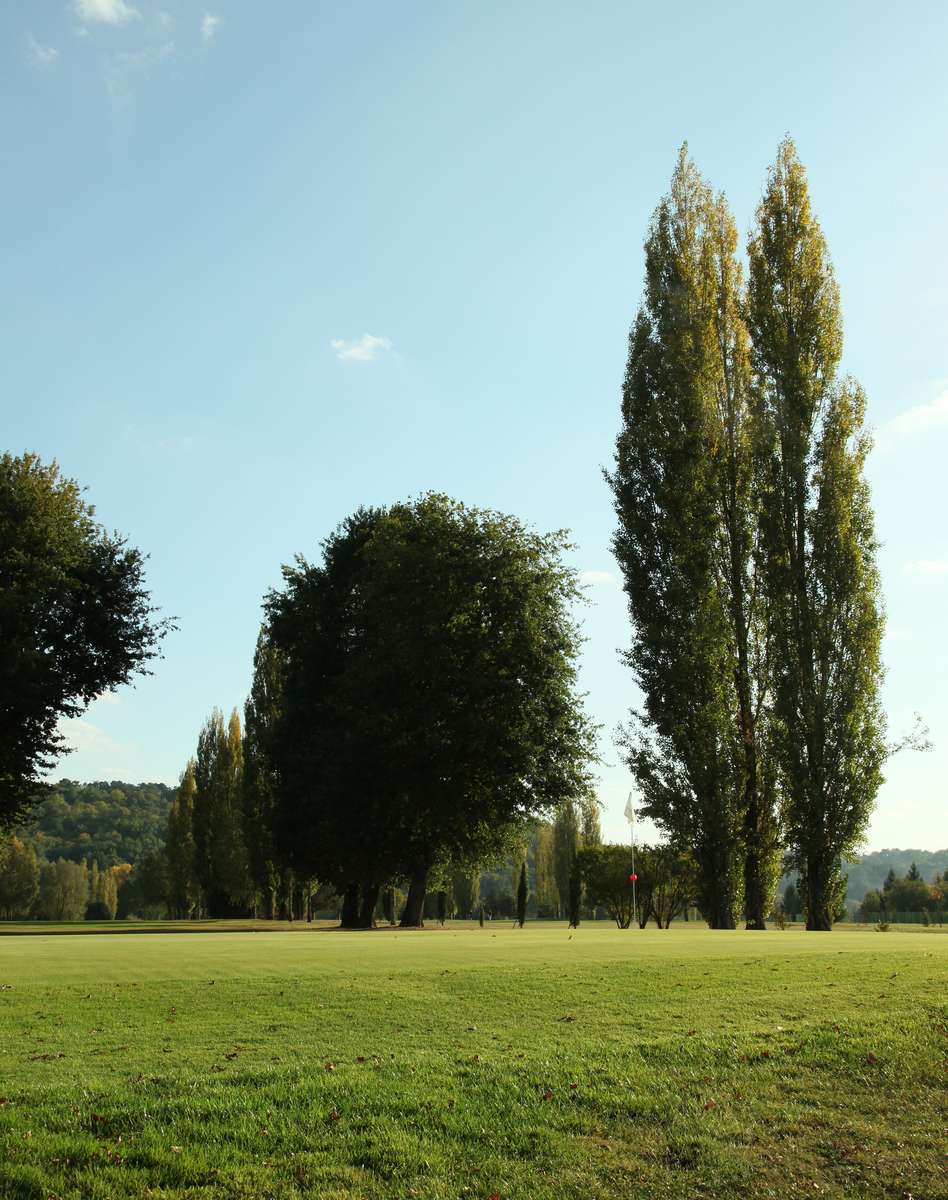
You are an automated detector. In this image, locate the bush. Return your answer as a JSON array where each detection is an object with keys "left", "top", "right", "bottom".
[{"left": 875, "top": 921, "right": 890, "bottom": 932}]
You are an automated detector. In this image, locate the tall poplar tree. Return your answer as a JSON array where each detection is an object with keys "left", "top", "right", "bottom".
[
  {"left": 552, "top": 799, "right": 581, "bottom": 919},
  {"left": 243, "top": 630, "right": 285, "bottom": 917},
  {"left": 192, "top": 708, "right": 253, "bottom": 917},
  {"left": 609, "top": 148, "right": 744, "bottom": 927},
  {"left": 747, "top": 139, "right": 886, "bottom": 930},
  {"left": 166, "top": 761, "right": 198, "bottom": 919}
]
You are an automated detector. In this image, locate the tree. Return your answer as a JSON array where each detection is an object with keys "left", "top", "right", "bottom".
[
  {"left": 907, "top": 862, "right": 921, "bottom": 881},
  {"left": 567, "top": 856, "right": 582, "bottom": 928},
  {"left": 451, "top": 869, "right": 480, "bottom": 920},
  {"left": 165, "top": 762, "right": 199, "bottom": 919},
  {"left": 639, "top": 845, "right": 697, "bottom": 929},
  {"left": 37, "top": 858, "right": 88, "bottom": 920},
  {"left": 0, "top": 453, "right": 171, "bottom": 825},
  {"left": 577, "top": 844, "right": 638, "bottom": 929},
  {"left": 516, "top": 860, "right": 528, "bottom": 928},
  {"left": 552, "top": 800, "right": 581, "bottom": 919},
  {"left": 0, "top": 835, "right": 40, "bottom": 918},
  {"left": 263, "top": 495, "right": 596, "bottom": 928},
  {"left": 747, "top": 139, "right": 886, "bottom": 930},
  {"left": 858, "top": 888, "right": 883, "bottom": 920},
  {"left": 243, "top": 630, "right": 285, "bottom": 918},
  {"left": 533, "top": 824, "right": 558, "bottom": 917},
  {"left": 782, "top": 882, "right": 801, "bottom": 921},
  {"left": 885, "top": 876, "right": 932, "bottom": 914},
  {"left": 192, "top": 709, "right": 253, "bottom": 917},
  {"left": 608, "top": 149, "right": 747, "bottom": 928}
]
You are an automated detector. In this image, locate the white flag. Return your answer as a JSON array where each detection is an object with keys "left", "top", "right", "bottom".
[{"left": 623, "top": 794, "right": 636, "bottom": 825}]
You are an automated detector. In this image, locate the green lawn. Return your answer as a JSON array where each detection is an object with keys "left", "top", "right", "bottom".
[{"left": 0, "top": 925, "right": 945, "bottom": 1199}]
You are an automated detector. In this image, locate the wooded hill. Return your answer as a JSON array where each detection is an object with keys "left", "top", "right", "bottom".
[
  {"left": 19, "top": 780, "right": 174, "bottom": 868},
  {"left": 14, "top": 780, "right": 944, "bottom": 908}
]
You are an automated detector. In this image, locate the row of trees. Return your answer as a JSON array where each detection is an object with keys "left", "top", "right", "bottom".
[
  {"left": 0, "top": 835, "right": 124, "bottom": 920},
  {"left": 858, "top": 864, "right": 945, "bottom": 921},
  {"left": 609, "top": 139, "right": 911, "bottom": 930}
]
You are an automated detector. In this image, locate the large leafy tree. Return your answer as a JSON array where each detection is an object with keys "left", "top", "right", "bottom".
[
  {"left": 0, "top": 453, "right": 171, "bottom": 825},
  {"left": 264, "top": 494, "right": 596, "bottom": 927},
  {"left": 747, "top": 139, "right": 886, "bottom": 930},
  {"left": 608, "top": 150, "right": 746, "bottom": 927}
]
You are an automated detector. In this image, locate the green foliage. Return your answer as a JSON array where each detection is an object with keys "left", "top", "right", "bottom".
[
  {"left": 165, "top": 763, "right": 199, "bottom": 919},
  {"left": 36, "top": 858, "right": 88, "bottom": 920},
  {"left": 0, "top": 452, "right": 171, "bottom": 825},
  {"left": 263, "top": 495, "right": 596, "bottom": 926},
  {"left": 193, "top": 710, "right": 253, "bottom": 917},
  {"left": 242, "top": 630, "right": 286, "bottom": 917},
  {"left": 747, "top": 140, "right": 886, "bottom": 930},
  {"left": 19, "top": 779, "right": 173, "bottom": 868},
  {"left": 552, "top": 800, "right": 581, "bottom": 918},
  {"left": 0, "top": 834, "right": 40, "bottom": 918},
  {"left": 638, "top": 844, "right": 699, "bottom": 929},
  {"left": 516, "top": 860, "right": 528, "bottom": 928},
  {"left": 576, "top": 843, "right": 638, "bottom": 928},
  {"left": 782, "top": 882, "right": 801, "bottom": 920},
  {"left": 608, "top": 149, "right": 749, "bottom": 929}
]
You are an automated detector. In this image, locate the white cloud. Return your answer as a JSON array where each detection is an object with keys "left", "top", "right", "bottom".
[
  {"left": 58, "top": 718, "right": 123, "bottom": 755},
  {"left": 580, "top": 570, "right": 618, "bottom": 587},
  {"left": 330, "top": 334, "right": 393, "bottom": 362},
  {"left": 26, "top": 34, "right": 59, "bottom": 68},
  {"left": 875, "top": 388, "right": 948, "bottom": 450},
  {"left": 201, "top": 13, "right": 222, "bottom": 42},
  {"left": 903, "top": 559, "right": 948, "bottom": 577},
  {"left": 156, "top": 10, "right": 172, "bottom": 29},
  {"left": 73, "top": 0, "right": 140, "bottom": 25}
]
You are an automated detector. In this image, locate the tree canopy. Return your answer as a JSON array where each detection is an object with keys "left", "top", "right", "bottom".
[
  {"left": 0, "top": 453, "right": 171, "bottom": 825},
  {"left": 262, "top": 493, "right": 597, "bottom": 926}
]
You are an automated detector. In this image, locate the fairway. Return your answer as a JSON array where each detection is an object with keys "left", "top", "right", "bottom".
[{"left": 0, "top": 926, "right": 945, "bottom": 1199}]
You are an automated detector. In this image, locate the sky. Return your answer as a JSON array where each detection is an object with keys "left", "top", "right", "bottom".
[{"left": 3, "top": 1, "right": 947, "bottom": 851}]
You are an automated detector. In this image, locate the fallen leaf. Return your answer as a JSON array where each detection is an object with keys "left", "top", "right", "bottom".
[
  {"left": 543, "top": 1088, "right": 554, "bottom": 1101},
  {"left": 703, "top": 1099, "right": 717, "bottom": 1111}
]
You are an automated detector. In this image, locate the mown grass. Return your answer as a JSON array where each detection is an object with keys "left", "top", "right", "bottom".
[{"left": 0, "top": 924, "right": 945, "bottom": 1199}]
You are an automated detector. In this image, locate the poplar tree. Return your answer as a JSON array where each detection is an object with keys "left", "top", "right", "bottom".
[
  {"left": 533, "top": 823, "right": 558, "bottom": 915},
  {"left": 166, "top": 761, "right": 198, "bottom": 918},
  {"left": 243, "top": 630, "right": 285, "bottom": 917},
  {"left": 747, "top": 139, "right": 886, "bottom": 930},
  {"left": 192, "top": 709, "right": 253, "bottom": 917},
  {"left": 552, "top": 799, "right": 581, "bottom": 919},
  {"left": 451, "top": 870, "right": 480, "bottom": 920},
  {"left": 516, "top": 860, "right": 528, "bottom": 928},
  {"left": 609, "top": 148, "right": 744, "bottom": 927}
]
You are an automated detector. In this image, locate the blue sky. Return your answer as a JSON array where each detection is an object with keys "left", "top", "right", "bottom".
[{"left": 3, "top": 1, "right": 946, "bottom": 851}]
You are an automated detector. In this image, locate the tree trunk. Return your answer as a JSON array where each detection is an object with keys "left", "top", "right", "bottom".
[
  {"left": 400, "top": 866, "right": 428, "bottom": 927},
  {"left": 804, "top": 861, "right": 833, "bottom": 931},
  {"left": 358, "top": 884, "right": 380, "bottom": 929},
  {"left": 340, "top": 883, "right": 360, "bottom": 928},
  {"left": 743, "top": 795, "right": 769, "bottom": 930}
]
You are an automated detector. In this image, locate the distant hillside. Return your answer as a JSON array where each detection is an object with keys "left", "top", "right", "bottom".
[
  {"left": 780, "top": 848, "right": 947, "bottom": 903},
  {"left": 840, "top": 849, "right": 947, "bottom": 900},
  {"left": 19, "top": 780, "right": 174, "bottom": 868}
]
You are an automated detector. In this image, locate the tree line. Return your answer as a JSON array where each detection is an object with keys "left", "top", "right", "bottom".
[{"left": 1, "top": 143, "right": 926, "bottom": 933}]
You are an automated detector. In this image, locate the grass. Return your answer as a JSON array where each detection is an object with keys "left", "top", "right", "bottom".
[{"left": 0, "top": 924, "right": 945, "bottom": 1199}]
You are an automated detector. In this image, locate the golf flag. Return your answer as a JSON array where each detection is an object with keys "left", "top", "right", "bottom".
[{"left": 624, "top": 794, "right": 636, "bottom": 826}]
